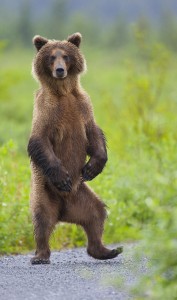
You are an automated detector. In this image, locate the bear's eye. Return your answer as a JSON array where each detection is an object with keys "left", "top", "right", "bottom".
[
  {"left": 63, "top": 55, "right": 69, "bottom": 62},
  {"left": 50, "top": 55, "right": 56, "bottom": 63}
]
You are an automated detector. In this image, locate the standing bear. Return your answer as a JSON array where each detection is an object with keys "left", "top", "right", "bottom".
[{"left": 28, "top": 33, "right": 122, "bottom": 264}]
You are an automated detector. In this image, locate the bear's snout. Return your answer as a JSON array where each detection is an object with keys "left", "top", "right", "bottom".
[
  {"left": 53, "top": 65, "right": 67, "bottom": 79},
  {"left": 56, "top": 67, "right": 65, "bottom": 77}
]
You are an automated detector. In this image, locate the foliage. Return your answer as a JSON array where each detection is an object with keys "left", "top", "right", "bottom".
[
  {"left": 126, "top": 35, "right": 177, "bottom": 300},
  {"left": 0, "top": 141, "right": 33, "bottom": 253},
  {"left": 0, "top": 33, "right": 177, "bottom": 297},
  {"left": 134, "top": 207, "right": 177, "bottom": 300},
  {"left": 1, "top": 1, "right": 177, "bottom": 51}
]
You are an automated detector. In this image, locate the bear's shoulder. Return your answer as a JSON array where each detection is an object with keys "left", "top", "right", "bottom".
[{"left": 75, "top": 90, "right": 94, "bottom": 124}]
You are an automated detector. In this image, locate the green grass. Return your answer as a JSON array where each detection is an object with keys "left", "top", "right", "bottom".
[{"left": 0, "top": 41, "right": 177, "bottom": 298}]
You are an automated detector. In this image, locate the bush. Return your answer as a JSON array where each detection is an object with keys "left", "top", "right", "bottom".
[
  {"left": 134, "top": 207, "right": 177, "bottom": 299},
  {"left": 0, "top": 141, "right": 33, "bottom": 253}
]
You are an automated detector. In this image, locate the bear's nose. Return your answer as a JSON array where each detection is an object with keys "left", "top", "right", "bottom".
[{"left": 56, "top": 68, "right": 64, "bottom": 76}]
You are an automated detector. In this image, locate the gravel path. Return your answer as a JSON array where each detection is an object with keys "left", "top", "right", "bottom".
[{"left": 0, "top": 244, "right": 148, "bottom": 300}]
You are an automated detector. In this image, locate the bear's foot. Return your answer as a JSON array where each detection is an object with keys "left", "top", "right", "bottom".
[
  {"left": 31, "top": 256, "right": 50, "bottom": 265},
  {"left": 87, "top": 246, "right": 123, "bottom": 260}
]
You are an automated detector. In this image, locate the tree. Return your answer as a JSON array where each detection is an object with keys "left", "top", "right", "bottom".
[{"left": 17, "top": 0, "right": 33, "bottom": 46}]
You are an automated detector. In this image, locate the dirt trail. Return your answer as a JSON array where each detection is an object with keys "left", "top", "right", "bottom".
[{"left": 0, "top": 244, "right": 148, "bottom": 300}]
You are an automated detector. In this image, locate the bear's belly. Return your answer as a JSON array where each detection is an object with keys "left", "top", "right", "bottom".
[{"left": 53, "top": 123, "right": 88, "bottom": 183}]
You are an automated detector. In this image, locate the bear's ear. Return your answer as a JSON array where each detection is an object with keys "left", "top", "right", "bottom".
[
  {"left": 33, "top": 35, "right": 48, "bottom": 51},
  {"left": 67, "top": 32, "right": 82, "bottom": 48}
]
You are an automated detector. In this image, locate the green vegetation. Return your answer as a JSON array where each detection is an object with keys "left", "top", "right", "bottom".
[{"left": 0, "top": 27, "right": 177, "bottom": 298}]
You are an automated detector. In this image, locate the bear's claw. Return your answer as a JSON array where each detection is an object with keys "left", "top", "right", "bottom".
[
  {"left": 31, "top": 257, "right": 50, "bottom": 265},
  {"left": 87, "top": 246, "right": 123, "bottom": 260},
  {"left": 82, "top": 164, "right": 95, "bottom": 181},
  {"left": 56, "top": 177, "right": 72, "bottom": 192}
]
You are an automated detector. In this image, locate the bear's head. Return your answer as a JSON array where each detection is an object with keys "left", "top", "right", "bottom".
[{"left": 32, "top": 33, "right": 86, "bottom": 83}]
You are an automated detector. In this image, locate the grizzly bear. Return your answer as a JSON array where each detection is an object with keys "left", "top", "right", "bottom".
[{"left": 28, "top": 32, "right": 122, "bottom": 264}]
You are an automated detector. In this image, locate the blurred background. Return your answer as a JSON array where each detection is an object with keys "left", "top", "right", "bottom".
[
  {"left": 0, "top": 0, "right": 177, "bottom": 297},
  {"left": 1, "top": 0, "right": 177, "bottom": 49}
]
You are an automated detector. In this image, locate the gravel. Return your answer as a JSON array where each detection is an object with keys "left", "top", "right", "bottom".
[{"left": 0, "top": 244, "right": 148, "bottom": 300}]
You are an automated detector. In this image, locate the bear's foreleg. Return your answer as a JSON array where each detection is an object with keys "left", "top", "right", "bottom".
[
  {"left": 28, "top": 137, "right": 72, "bottom": 192},
  {"left": 82, "top": 123, "right": 107, "bottom": 181}
]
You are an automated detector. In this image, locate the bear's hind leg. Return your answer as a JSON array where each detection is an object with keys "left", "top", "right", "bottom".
[
  {"left": 61, "top": 184, "right": 122, "bottom": 260},
  {"left": 30, "top": 191, "right": 59, "bottom": 265},
  {"left": 31, "top": 211, "right": 53, "bottom": 264}
]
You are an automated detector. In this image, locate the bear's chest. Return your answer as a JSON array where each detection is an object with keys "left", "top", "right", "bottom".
[{"left": 52, "top": 95, "right": 87, "bottom": 142}]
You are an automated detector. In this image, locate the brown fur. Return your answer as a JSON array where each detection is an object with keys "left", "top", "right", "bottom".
[{"left": 28, "top": 33, "right": 120, "bottom": 264}]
